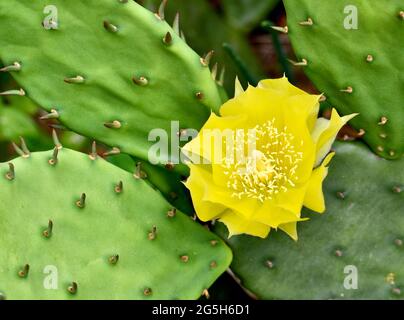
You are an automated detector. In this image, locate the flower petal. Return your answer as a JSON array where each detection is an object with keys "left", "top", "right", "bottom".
[
  {"left": 220, "top": 85, "right": 285, "bottom": 127},
  {"left": 186, "top": 163, "right": 260, "bottom": 221},
  {"left": 286, "top": 95, "right": 320, "bottom": 133},
  {"left": 312, "top": 109, "right": 357, "bottom": 166},
  {"left": 258, "top": 76, "right": 309, "bottom": 96},
  {"left": 220, "top": 210, "right": 271, "bottom": 238},
  {"left": 258, "top": 76, "right": 321, "bottom": 131},
  {"left": 278, "top": 221, "right": 298, "bottom": 241},
  {"left": 182, "top": 112, "right": 247, "bottom": 164},
  {"left": 234, "top": 76, "right": 244, "bottom": 97},
  {"left": 253, "top": 201, "right": 305, "bottom": 228},
  {"left": 275, "top": 183, "right": 308, "bottom": 215},
  {"left": 303, "top": 152, "right": 335, "bottom": 213},
  {"left": 184, "top": 164, "right": 227, "bottom": 221},
  {"left": 204, "top": 185, "right": 260, "bottom": 220},
  {"left": 282, "top": 107, "right": 316, "bottom": 184}
]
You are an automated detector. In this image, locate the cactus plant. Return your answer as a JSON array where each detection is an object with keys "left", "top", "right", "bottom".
[
  {"left": 0, "top": 146, "right": 231, "bottom": 300},
  {"left": 215, "top": 142, "right": 404, "bottom": 299},
  {"left": 283, "top": 0, "right": 404, "bottom": 159},
  {"left": 1, "top": 0, "right": 402, "bottom": 302},
  {"left": 0, "top": 0, "right": 223, "bottom": 175}
]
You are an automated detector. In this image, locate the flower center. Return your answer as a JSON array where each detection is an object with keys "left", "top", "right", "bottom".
[{"left": 222, "top": 120, "right": 303, "bottom": 202}]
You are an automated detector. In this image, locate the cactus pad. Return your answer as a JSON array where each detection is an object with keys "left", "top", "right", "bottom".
[
  {"left": 0, "top": 148, "right": 231, "bottom": 300},
  {"left": 107, "top": 152, "right": 194, "bottom": 214},
  {"left": 283, "top": 0, "right": 404, "bottom": 159},
  {"left": 0, "top": 0, "right": 222, "bottom": 172},
  {"left": 216, "top": 142, "right": 404, "bottom": 299}
]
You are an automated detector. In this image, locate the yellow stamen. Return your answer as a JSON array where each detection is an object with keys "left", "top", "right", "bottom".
[{"left": 222, "top": 120, "right": 303, "bottom": 202}]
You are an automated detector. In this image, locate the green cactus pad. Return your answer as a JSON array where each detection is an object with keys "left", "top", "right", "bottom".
[
  {"left": 283, "top": 0, "right": 404, "bottom": 159},
  {"left": 0, "top": 148, "right": 231, "bottom": 300},
  {"left": 215, "top": 142, "right": 404, "bottom": 299},
  {"left": 107, "top": 152, "right": 194, "bottom": 214},
  {"left": 0, "top": 0, "right": 223, "bottom": 174}
]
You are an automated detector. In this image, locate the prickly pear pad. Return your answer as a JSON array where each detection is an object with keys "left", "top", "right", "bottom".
[
  {"left": 0, "top": 0, "right": 222, "bottom": 172},
  {"left": 284, "top": 0, "right": 404, "bottom": 159},
  {"left": 0, "top": 149, "right": 231, "bottom": 300}
]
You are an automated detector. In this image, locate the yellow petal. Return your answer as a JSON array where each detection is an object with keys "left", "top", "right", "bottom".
[
  {"left": 234, "top": 76, "right": 244, "bottom": 97},
  {"left": 186, "top": 163, "right": 259, "bottom": 221},
  {"left": 303, "top": 152, "right": 335, "bottom": 213},
  {"left": 204, "top": 185, "right": 260, "bottom": 220},
  {"left": 253, "top": 201, "right": 305, "bottom": 228},
  {"left": 278, "top": 221, "right": 298, "bottom": 241},
  {"left": 282, "top": 108, "right": 316, "bottom": 184},
  {"left": 184, "top": 164, "right": 227, "bottom": 221},
  {"left": 258, "top": 76, "right": 308, "bottom": 96},
  {"left": 220, "top": 210, "right": 271, "bottom": 238},
  {"left": 220, "top": 85, "right": 285, "bottom": 127},
  {"left": 312, "top": 109, "right": 357, "bottom": 166},
  {"left": 286, "top": 94, "right": 320, "bottom": 133},
  {"left": 258, "top": 76, "right": 321, "bottom": 131},
  {"left": 182, "top": 112, "right": 247, "bottom": 164},
  {"left": 274, "top": 183, "right": 308, "bottom": 215}
]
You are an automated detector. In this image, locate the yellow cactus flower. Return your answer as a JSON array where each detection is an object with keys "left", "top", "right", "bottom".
[{"left": 182, "top": 77, "right": 357, "bottom": 240}]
